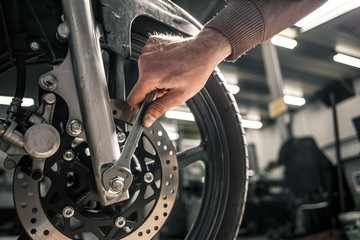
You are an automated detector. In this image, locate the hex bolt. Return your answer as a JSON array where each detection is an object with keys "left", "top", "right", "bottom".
[
  {"left": 30, "top": 42, "right": 40, "bottom": 51},
  {"left": 67, "top": 120, "right": 83, "bottom": 136},
  {"left": 62, "top": 206, "right": 74, "bottom": 218},
  {"left": 40, "top": 74, "right": 58, "bottom": 91},
  {"left": 144, "top": 172, "right": 154, "bottom": 184},
  {"left": 114, "top": 216, "right": 126, "bottom": 228},
  {"left": 117, "top": 132, "right": 126, "bottom": 143},
  {"left": 110, "top": 177, "right": 125, "bottom": 193},
  {"left": 63, "top": 149, "right": 75, "bottom": 161}
]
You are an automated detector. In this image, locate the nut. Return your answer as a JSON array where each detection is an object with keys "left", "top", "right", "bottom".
[{"left": 110, "top": 177, "right": 125, "bottom": 193}]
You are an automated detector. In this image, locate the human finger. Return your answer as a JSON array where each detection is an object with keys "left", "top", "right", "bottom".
[
  {"left": 142, "top": 90, "right": 186, "bottom": 128},
  {"left": 127, "top": 78, "right": 157, "bottom": 109}
]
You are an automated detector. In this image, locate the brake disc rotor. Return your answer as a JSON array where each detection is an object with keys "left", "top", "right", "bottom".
[{"left": 13, "top": 100, "right": 179, "bottom": 240}]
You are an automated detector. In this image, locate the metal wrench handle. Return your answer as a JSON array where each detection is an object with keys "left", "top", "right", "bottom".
[
  {"left": 101, "top": 90, "right": 157, "bottom": 201},
  {"left": 117, "top": 90, "right": 157, "bottom": 168}
]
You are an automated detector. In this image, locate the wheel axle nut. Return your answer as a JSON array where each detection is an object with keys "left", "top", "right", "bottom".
[
  {"left": 110, "top": 177, "right": 125, "bottom": 193},
  {"left": 144, "top": 172, "right": 154, "bottom": 183},
  {"left": 114, "top": 216, "right": 126, "bottom": 228},
  {"left": 67, "top": 120, "right": 83, "bottom": 136},
  {"left": 62, "top": 206, "right": 74, "bottom": 218}
]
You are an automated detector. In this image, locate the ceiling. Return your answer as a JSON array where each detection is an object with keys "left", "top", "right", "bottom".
[{"left": 172, "top": 0, "right": 360, "bottom": 125}]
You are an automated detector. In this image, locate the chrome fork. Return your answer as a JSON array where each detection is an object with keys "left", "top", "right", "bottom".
[{"left": 62, "top": 0, "right": 121, "bottom": 206}]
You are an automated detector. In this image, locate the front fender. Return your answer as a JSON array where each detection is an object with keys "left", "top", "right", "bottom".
[{"left": 100, "top": 0, "right": 202, "bottom": 58}]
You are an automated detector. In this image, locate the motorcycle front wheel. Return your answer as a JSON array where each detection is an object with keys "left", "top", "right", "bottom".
[{"left": 126, "top": 30, "right": 249, "bottom": 239}]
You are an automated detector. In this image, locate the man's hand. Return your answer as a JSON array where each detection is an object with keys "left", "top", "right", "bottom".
[{"left": 127, "top": 28, "right": 231, "bottom": 127}]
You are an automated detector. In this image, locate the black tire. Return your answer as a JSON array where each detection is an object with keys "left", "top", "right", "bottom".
[{"left": 205, "top": 71, "right": 248, "bottom": 240}]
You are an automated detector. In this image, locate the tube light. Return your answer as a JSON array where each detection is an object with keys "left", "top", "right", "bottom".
[
  {"left": 295, "top": 0, "right": 360, "bottom": 32},
  {"left": 0, "top": 96, "right": 35, "bottom": 107},
  {"left": 227, "top": 84, "right": 240, "bottom": 95},
  {"left": 242, "top": 119, "right": 263, "bottom": 130},
  {"left": 271, "top": 35, "right": 297, "bottom": 49},
  {"left": 165, "top": 110, "right": 195, "bottom": 122},
  {"left": 333, "top": 53, "right": 360, "bottom": 69},
  {"left": 283, "top": 95, "right": 306, "bottom": 106},
  {"left": 167, "top": 132, "right": 179, "bottom": 141}
]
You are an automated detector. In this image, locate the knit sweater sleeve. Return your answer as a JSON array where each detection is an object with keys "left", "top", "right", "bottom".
[{"left": 204, "top": 0, "right": 327, "bottom": 61}]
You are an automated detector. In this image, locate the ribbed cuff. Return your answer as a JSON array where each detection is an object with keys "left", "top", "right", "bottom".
[{"left": 204, "top": 0, "right": 265, "bottom": 61}]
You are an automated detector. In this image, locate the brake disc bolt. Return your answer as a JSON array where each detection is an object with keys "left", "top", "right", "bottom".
[
  {"left": 62, "top": 206, "right": 74, "bottom": 218},
  {"left": 67, "top": 120, "right": 83, "bottom": 136},
  {"left": 117, "top": 132, "right": 126, "bottom": 143},
  {"left": 110, "top": 177, "right": 125, "bottom": 193},
  {"left": 63, "top": 149, "right": 75, "bottom": 161},
  {"left": 144, "top": 172, "right": 154, "bottom": 183},
  {"left": 40, "top": 74, "right": 58, "bottom": 91},
  {"left": 114, "top": 216, "right": 126, "bottom": 228},
  {"left": 30, "top": 42, "right": 40, "bottom": 51}
]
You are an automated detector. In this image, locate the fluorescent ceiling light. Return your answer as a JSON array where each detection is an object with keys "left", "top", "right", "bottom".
[
  {"left": 283, "top": 95, "right": 306, "bottom": 106},
  {"left": 165, "top": 110, "right": 195, "bottom": 122},
  {"left": 0, "top": 96, "right": 35, "bottom": 107},
  {"left": 333, "top": 53, "right": 360, "bottom": 69},
  {"left": 227, "top": 84, "right": 240, "bottom": 95},
  {"left": 283, "top": 86, "right": 304, "bottom": 98},
  {"left": 271, "top": 35, "right": 297, "bottom": 49},
  {"left": 242, "top": 119, "right": 263, "bottom": 130},
  {"left": 295, "top": 0, "right": 360, "bottom": 32},
  {"left": 167, "top": 132, "right": 179, "bottom": 141},
  {"left": 335, "top": 44, "right": 360, "bottom": 59}
]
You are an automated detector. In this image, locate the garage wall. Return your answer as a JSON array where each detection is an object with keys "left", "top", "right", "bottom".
[{"left": 246, "top": 77, "right": 360, "bottom": 172}]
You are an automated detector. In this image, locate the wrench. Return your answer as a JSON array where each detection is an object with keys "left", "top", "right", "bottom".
[{"left": 102, "top": 90, "right": 157, "bottom": 196}]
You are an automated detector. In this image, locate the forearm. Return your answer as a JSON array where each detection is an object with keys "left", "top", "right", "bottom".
[{"left": 204, "top": 0, "right": 327, "bottom": 60}]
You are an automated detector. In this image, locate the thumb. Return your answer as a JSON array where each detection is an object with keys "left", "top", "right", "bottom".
[{"left": 142, "top": 91, "right": 184, "bottom": 128}]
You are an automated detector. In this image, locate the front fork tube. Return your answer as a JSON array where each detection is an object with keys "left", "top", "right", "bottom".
[{"left": 62, "top": 0, "right": 121, "bottom": 206}]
